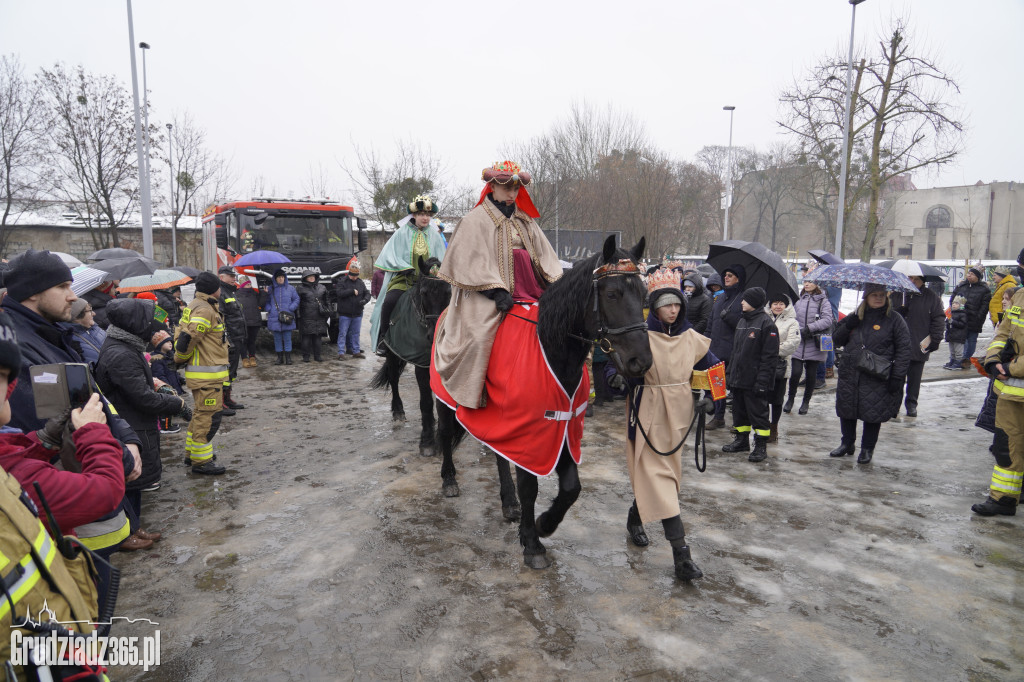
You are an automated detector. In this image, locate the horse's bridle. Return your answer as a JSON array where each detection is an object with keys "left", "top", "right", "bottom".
[{"left": 566, "top": 259, "right": 648, "bottom": 357}]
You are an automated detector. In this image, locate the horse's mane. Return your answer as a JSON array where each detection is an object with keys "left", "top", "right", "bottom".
[{"left": 537, "top": 248, "right": 643, "bottom": 349}]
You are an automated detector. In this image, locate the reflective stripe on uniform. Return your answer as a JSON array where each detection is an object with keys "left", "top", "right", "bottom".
[
  {"left": 754, "top": 428, "right": 771, "bottom": 437},
  {"left": 991, "top": 465, "right": 1024, "bottom": 496},
  {"left": 735, "top": 425, "right": 752, "bottom": 433},
  {"left": 0, "top": 527, "right": 56, "bottom": 621},
  {"left": 75, "top": 510, "right": 130, "bottom": 551},
  {"left": 184, "top": 364, "right": 229, "bottom": 381},
  {"left": 994, "top": 378, "right": 1024, "bottom": 397}
]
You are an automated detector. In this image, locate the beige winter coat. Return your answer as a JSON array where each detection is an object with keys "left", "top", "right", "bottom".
[
  {"left": 769, "top": 303, "right": 801, "bottom": 379},
  {"left": 626, "top": 329, "right": 711, "bottom": 523}
]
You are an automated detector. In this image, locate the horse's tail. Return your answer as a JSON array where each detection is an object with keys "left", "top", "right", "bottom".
[{"left": 369, "top": 350, "right": 407, "bottom": 392}]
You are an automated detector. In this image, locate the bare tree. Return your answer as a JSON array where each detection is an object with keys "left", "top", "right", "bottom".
[
  {"left": 159, "top": 113, "right": 227, "bottom": 232},
  {"left": 0, "top": 55, "right": 45, "bottom": 255},
  {"left": 302, "top": 161, "right": 339, "bottom": 200},
  {"left": 780, "top": 18, "right": 964, "bottom": 261},
  {"left": 343, "top": 139, "right": 456, "bottom": 230},
  {"left": 193, "top": 155, "right": 238, "bottom": 214},
  {"left": 39, "top": 63, "right": 142, "bottom": 249},
  {"left": 739, "top": 143, "right": 801, "bottom": 251}
]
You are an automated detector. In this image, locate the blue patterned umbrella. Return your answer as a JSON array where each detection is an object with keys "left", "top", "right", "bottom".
[
  {"left": 233, "top": 250, "right": 291, "bottom": 267},
  {"left": 804, "top": 262, "right": 919, "bottom": 294}
]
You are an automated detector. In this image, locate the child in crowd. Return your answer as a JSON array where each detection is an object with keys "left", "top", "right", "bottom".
[{"left": 943, "top": 296, "right": 968, "bottom": 370}]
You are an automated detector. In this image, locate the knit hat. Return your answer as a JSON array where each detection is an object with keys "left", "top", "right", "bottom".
[
  {"left": 951, "top": 295, "right": 966, "bottom": 310},
  {"left": 3, "top": 249, "right": 73, "bottom": 302},
  {"left": 135, "top": 291, "right": 158, "bottom": 301},
  {"left": 968, "top": 265, "right": 984, "bottom": 280},
  {"left": 70, "top": 298, "right": 89, "bottom": 320},
  {"left": 682, "top": 278, "right": 696, "bottom": 288},
  {"left": 742, "top": 287, "right": 767, "bottom": 310},
  {"left": 194, "top": 271, "right": 220, "bottom": 295},
  {"left": 348, "top": 263, "right": 360, "bottom": 274},
  {"left": 994, "top": 266, "right": 1011, "bottom": 278},
  {"left": 722, "top": 264, "right": 747, "bottom": 286},
  {"left": 769, "top": 291, "right": 791, "bottom": 305},
  {"left": 0, "top": 310, "right": 22, "bottom": 381},
  {"left": 1017, "top": 248, "right": 1024, "bottom": 266}
]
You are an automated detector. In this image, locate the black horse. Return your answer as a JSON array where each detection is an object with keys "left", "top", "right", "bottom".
[
  {"left": 435, "top": 235, "right": 652, "bottom": 569},
  {"left": 370, "top": 257, "right": 451, "bottom": 456}
]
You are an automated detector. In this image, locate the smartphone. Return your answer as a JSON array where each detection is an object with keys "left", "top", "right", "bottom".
[
  {"left": 29, "top": 363, "right": 94, "bottom": 420},
  {"left": 65, "top": 364, "right": 92, "bottom": 411}
]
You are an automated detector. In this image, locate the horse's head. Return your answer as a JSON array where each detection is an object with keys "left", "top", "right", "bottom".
[
  {"left": 416, "top": 257, "right": 451, "bottom": 340},
  {"left": 586, "top": 235, "right": 653, "bottom": 378}
]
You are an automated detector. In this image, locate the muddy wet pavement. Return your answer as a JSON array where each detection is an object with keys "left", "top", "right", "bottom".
[{"left": 114, "top": 318, "right": 1023, "bottom": 680}]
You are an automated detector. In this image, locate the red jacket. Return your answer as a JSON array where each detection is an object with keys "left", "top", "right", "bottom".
[{"left": 0, "top": 423, "right": 126, "bottom": 536}]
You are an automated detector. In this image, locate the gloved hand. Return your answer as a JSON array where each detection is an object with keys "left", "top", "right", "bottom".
[
  {"left": 800, "top": 327, "right": 813, "bottom": 340},
  {"left": 886, "top": 376, "right": 905, "bottom": 394},
  {"left": 608, "top": 373, "right": 626, "bottom": 390},
  {"left": 843, "top": 313, "right": 860, "bottom": 329},
  {"left": 483, "top": 288, "right": 514, "bottom": 312},
  {"left": 178, "top": 399, "right": 193, "bottom": 422},
  {"left": 156, "top": 384, "right": 176, "bottom": 396},
  {"left": 35, "top": 409, "right": 71, "bottom": 450},
  {"left": 694, "top": 396, "right": 715, "bottom": 414}
]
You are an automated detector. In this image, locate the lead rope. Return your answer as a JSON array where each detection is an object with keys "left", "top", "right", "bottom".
[{"left": 629, "top": 385, "right": 708, "bottom": 472}]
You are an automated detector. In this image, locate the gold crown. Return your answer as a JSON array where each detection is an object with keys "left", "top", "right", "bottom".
[{"left": 646, "top": 267, "right": 681, "bottom": 294}]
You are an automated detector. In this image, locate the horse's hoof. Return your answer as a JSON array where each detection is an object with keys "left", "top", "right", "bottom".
[
  {"left": 523, "top": 552, "right": 551, "bottom": 570},
  {"left": 442, "top": 482, "right": 460, "bottom": 498},
  {"left": 419, "top": 445, "right": 436, "bottom": 457},
  {"left": 502, "top": 504, "right": 522, "bottom": 522},
  {"left": 393, "top": 412, "right": 407, "bottom": 422},
  {"left": 535, "top": 511, "right": 556, "bottom": 538}
]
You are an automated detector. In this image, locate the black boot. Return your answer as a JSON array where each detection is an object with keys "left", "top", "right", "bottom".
[
  {"left": 191, "top": 461, "right": 226, "bottom": 475},
  {"left": 671, "top": 543, "right": 703, "bottom": 581},
  {"left": 798, "top": 400, "right": 810, "bottom": 415},
  {"left": 302, "top": 355, "right": 310, "bottom": 363},
  {"left": 223, "top": 387, "right": 245, "bottom": 410},
  {"left": 748, "top": 435, "right": 768, "bottom": 462},
  {"left": 856, "top": 447, "right": 874, "bottom": 464},
  {"left": 783, "top": 396, "right": 795, "bottom": 413},
  {"left": 285, "top": 352, "right": 293, "bottom": 365},
  {"left": 971, "top": 495, "right": 1018, "bottom": 516},
  {"left": 626, "top": 502, "right": 649, "bottom": 547},
  {"left": 829, "top": 441, "right": 855, "bottom": 457},
  {"left": 275, "top": 352, "right": 284, "bottom": 365},
  {"left": 722, "top": 432, "right": 750, "bottom": 453}
]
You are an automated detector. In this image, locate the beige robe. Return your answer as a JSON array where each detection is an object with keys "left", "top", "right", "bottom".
[
  {"left": 433, "top": 200, "right": 562, "bottom": 408},
  {"left": 626, "top": 329, "right": 711, "bottom": 523}
]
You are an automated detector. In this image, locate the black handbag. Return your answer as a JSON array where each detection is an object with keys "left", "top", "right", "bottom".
[
  {"left": 775, "top": 356, "right": 788, "bottom": 381},
  {"left": 274, "top": 288, "right": 294, "bottom": 325},
  {"left": 854, "top": 329, "right": 892, "bottom": 380}
]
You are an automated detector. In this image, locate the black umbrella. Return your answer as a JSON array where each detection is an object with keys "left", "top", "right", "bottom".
[
  {"left": 172, "top": 265, "right": 201, "bottom": 278},
  {"left": 90, "top": 256, "right": 161, "bottom": 280},
  {"left": 87, "top": 247, "right": 145, "bottom": 262},
  {"left": 808, "top": 249, "right": 844, "bottom": 266},
  {"left": 707, "top": 240, "right": 798, "bottom": 302}
]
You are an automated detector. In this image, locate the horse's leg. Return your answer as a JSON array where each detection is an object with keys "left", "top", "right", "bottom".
[
  {"left": 437, "top": 399, "right": 460, "bottom": 497},
  {"left": 415, "top": 366, "right": 435, "bottom": 457},
  {"left": 494, "top": 455, "right": 520, "bottom": 521},
  {"left": 388, "top": 352, "right": 406, "bottom": 421},
  {"left": 516, "top": 467, "right": 550, "bottom": 569},
  {"left": 535, "top": 448, "right": 582, "bottom": 538}
]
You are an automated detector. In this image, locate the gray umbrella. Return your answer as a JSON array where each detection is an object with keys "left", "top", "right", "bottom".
[
  {"left": 91, "top": 256, "right": 161, "bottom": 280},
  {"left": 88, "top": 247, "right": 145, "bottom": 262},
  {"left": 875, "top": 259, "right": 947, "bottom": 283}
]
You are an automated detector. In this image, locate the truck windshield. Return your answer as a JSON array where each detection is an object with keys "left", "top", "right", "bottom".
[{"left": 240, "top": 214, "right": 351, "bottom": 255}]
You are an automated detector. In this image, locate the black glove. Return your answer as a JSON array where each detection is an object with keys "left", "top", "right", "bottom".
[
  {"left": 886, "top": 376, "right": 905, "bottom": 394},
  {"left": 800, "top": 327, "right": 812, "bottom": 340},
  {"left": 483, "top": 288, "right": 514, "bottom": 312},
  {"left": 843, "top": 313, "right": 860, "bottom": 329},
  {"left": 694, "top": 396, "right": 715, "bottom": 414},
  {"left": 179, "top": 399, "right": 193, "bottom": 422},
  {"left": 36, "top": 409, "right": 71, "bottom": 450},
  {"left": 608, "top": 373, "right": 626, "bottom": 390}
]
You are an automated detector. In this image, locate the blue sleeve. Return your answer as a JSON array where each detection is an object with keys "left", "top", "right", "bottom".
[{"left": 693, "top": 350, "right": 720, "bottom": 371}]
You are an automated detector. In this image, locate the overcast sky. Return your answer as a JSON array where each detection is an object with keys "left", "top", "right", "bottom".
[{"left": 2, "top": 0, "right": 1021, "bottom": 208}]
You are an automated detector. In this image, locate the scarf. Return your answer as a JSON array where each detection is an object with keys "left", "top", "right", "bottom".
[{"left": 106, "top": 324, "right": 147, "bottom": 353}]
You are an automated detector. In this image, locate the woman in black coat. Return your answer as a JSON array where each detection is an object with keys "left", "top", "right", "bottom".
[
  {"left": 95, "top": 298, "right": 191, "bottom": 537},
  {"left": 829, "top": 284, "right": 912, "bottom": 463},
  {"left": 682, "top": 274, "right": 713, "bottom": 334},
  {"left": 296, "top": 270, "right": 329, "bottom": 362},
  {"left": 236, "top": 282, "right": 266, "bottom": 366}
]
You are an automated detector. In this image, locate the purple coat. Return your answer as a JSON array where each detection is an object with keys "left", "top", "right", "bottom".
[
  {"left": 792, "top": 291, "right": 834, "bottom": 362},
  {"left": 265, "top": 281, "right": 299, "bottom": 332}
]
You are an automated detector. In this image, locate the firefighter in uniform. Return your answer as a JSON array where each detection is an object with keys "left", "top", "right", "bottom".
[
  {"left": 217, "top": 265, "right": 247, "bottom": 413},
  {"left": 974, "top": 286, "right": 1024, "bottom": 516},
  {"left": 174, "top": 272, "right": 229, "bottom": 475}
]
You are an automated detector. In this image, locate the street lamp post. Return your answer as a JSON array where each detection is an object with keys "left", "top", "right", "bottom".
[
  {"left": 126, "top": 0, "right": 154, "bottom": 258},
  {"left": 139, "top": 42, "right": 152, "bottom": 193},
  {"left": 722, "top": 106, "right": 736, "bottom": 240},
  {"left": 166, "top": 123, "right": 176, "bottom": 267},
  {"left": 554, "top": 152, "right": 564, "bottom": 259},
  {"left": 835, "top": 0, "right": 867, "bottom": 260}
]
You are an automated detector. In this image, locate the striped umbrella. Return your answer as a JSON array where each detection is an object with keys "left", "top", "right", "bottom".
[
  {"left": 70, "top": 266, "right": 111, "bottom": 297},
  {"left": 118, "top": 269, "right": 193, "bottom": 293}
]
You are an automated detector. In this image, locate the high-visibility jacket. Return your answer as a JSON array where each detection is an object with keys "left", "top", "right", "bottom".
[
  {"left": 985, "top": 289, "right": 1024, "bottom": 402},
  {"left": 174, "top": 292, "right": 229, "bottom": 388}
]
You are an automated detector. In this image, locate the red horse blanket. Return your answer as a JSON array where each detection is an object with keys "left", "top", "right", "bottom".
[{"left": 431, "top": 303, "right": 589, "bottom": 477}]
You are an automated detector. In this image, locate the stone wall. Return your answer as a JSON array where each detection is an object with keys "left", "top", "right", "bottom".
[{"left": 1, "top": 225, "right": 205, "bottom": 266}]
